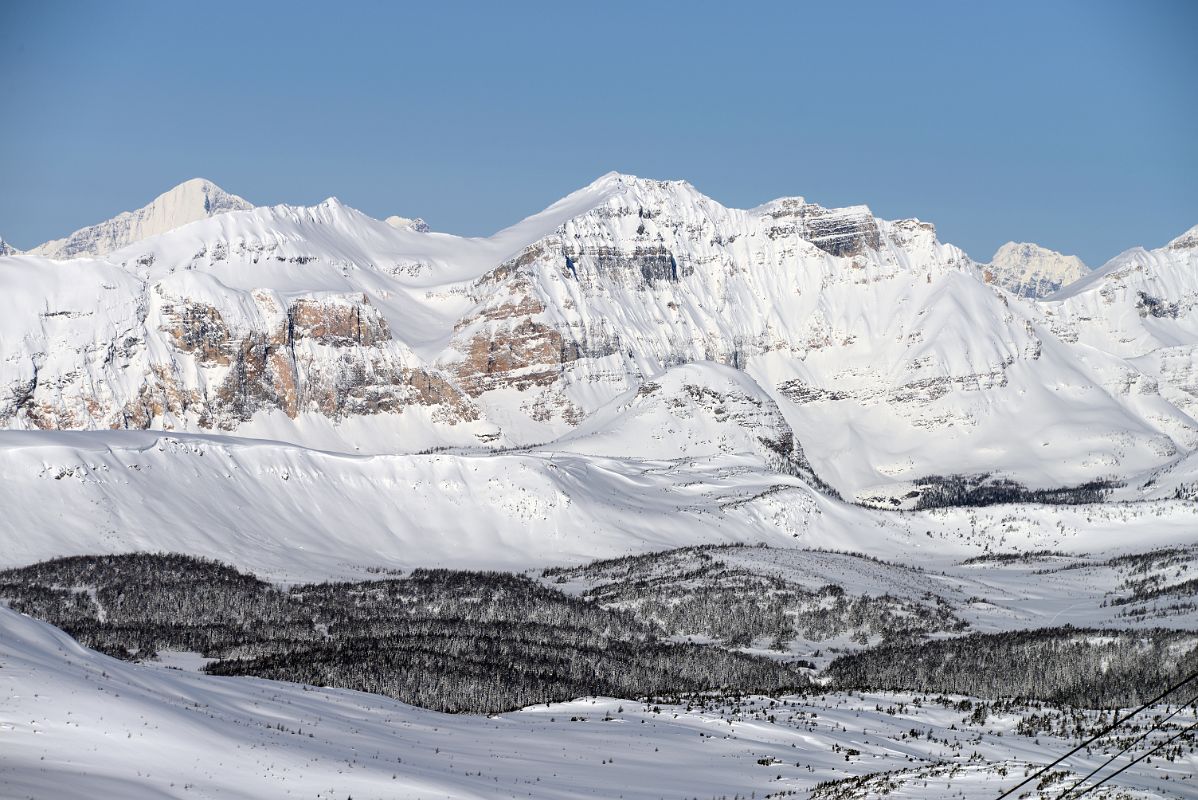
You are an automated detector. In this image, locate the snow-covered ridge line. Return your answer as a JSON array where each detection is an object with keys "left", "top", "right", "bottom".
[{"left": 1, "top": 172, "right": 1197, "bottom": 505}]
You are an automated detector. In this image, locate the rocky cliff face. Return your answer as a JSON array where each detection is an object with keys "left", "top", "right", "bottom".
[
  {"left": 2, "top": 174, "right": 1196, "bottom": 501},
  {"left": 0, "top": 263, "right": 477, "bottom": 439}
]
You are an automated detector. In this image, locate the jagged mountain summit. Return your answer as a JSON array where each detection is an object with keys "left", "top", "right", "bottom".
[
  {"left": 984, "top": 241, "right": 1088, "bottom": 298},
  {"left": 27, "top": 178, "right": 252, "bottom": 259},
  {"left": 0, "top": 236, "right": 17, "bottom": 256},
  {"left": 1, "top": 172, "right": 1196, "bottom": 507}
]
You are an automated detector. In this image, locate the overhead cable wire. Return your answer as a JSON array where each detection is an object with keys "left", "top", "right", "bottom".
[
  {"left": 994, "top": 668, "right": 1198, "bottom": 799},
  {"left": 1058, "top": 690, "right": 1198, "bottom": 799},
  {"left": 1069, "top": 720, "right": 1198, "bottom": 799}
]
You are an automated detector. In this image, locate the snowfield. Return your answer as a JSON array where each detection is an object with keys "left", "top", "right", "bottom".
[{"left": 1, "top": 429, "right": 1197, "bottom": 581}]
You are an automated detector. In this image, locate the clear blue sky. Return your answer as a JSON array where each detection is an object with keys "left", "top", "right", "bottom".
[{"left": 2, "top": 0, "right": 1194, "bottom": 264}]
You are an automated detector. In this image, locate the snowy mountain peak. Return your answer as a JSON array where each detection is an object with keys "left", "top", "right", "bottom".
[
  {"left": 385, "top": 215, "right": 431, "bottom": 232},
  {"left": 589, "top": 170, "right": 691, "bottom": 190},
  {"left": 1166, "top": 223, "right": 1198, "bottom": 251},
  {"left": 0, "top": 236, "right": 17, "bottom": 256},
  {"left": 28, "top": 178, "right": 253, "bottom": 259},
  {"left": 983, "top": 241, "right": 1088, "bottom": 298},
  {"left": 577, "top": 171, "right": 712, "bottom": 210}
]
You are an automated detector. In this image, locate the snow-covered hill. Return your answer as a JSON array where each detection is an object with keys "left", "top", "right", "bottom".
[{"left": 1, "top": 429, "right": 1195, "bottom": 583}]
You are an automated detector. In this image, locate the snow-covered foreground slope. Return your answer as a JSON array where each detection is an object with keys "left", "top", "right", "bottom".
[
  {"left": 2, "top": 429, "right": 1197, "bottom": 581},
  {"left": 3, "top": 605, "right": 1193, "bottom": 800},
  {"left": 3, "top": 174, "right": 1197, "bottom": 501}
]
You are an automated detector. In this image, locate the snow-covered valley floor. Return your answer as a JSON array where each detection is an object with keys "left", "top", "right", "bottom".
[{"left": 2, "top": 563, "right": 1197, "bottom": 800}]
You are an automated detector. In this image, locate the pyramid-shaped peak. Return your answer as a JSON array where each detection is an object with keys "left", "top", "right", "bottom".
[
  {"left": 149, "top": 178, "right": 252, "bottom": 216},
  {"left": 27, "top": 178, "right": 253, "bottom": 259}
]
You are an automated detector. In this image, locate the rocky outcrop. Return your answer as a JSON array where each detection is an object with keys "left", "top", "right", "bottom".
[
  {"left": 762, "top": 199, "right": 881, "bottom": 257},
  {"left": 1167, "top": 225, "right": 1198, "bottom": 251},
  {"left": 4, "top": 281, "right": 476, "bottom": 434},
  {"left": 584, "top": 244, "right": 692, "bottom": 284},
  {"left": 454, "top": 318, "right": 574, "bottom": 397},
  {"left": 160, "top": 299, "right": 235, "bottom": 366},
  {"left": 288, "top": 296, "right": 391, "bottom": 347}
]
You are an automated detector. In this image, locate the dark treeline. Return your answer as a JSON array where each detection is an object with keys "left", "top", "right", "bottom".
[
  {"left": 912, "top": 474, "right": 1115, "bottom": 509},
  {"left": 0, "top": 554, "right": 806, "bottom": 714},
  {"left": 1100, "top": 547, "right": 1198, "bottom": 608},
  {"left": 958, "top": 550, "right": 1069, "bottom": 565},
  {"left": 546, "top": 545, "right": 965, "bottom": 648},
  {"left": 826, "top": 627, "right": 1198, "bottom": 708},
  {"left": 8, "top": 551, "right": 1194, "bottom": 716}
]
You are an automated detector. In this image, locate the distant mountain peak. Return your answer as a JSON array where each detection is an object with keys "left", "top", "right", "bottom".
[
  {"left": 1166, "top": 223, "right": 1198, "bottom": 251},
  {"left": 983, "top": 241, "right": 1088, "bottom": 298},
  {"left": 385, "top": 215, "right": 431, "bottom": 233},
  {"left": 0, "top": 236, "right": 17, "bottom": 256},
  {"left": 28, "top": 178, "right": 253, "bottom": 259}
]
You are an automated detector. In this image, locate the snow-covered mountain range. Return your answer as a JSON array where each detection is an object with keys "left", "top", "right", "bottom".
[
  {"left": 3, "top": 173, "right": 1196, "bottom": 511},
  {"left": 4, "top": 176, "right": 1198, "bottom": 800}
]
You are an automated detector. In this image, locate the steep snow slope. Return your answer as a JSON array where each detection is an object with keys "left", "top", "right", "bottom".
[
  {"left": 984, "top": 241, "right": 1088, "bottom": 297},
  {"left": 27, "top": 178, "right": 253, "bottom": 259},
  {"left": 2, "top": 174, "right": 1196, "bottom": 501},
  {"left": 1042, "top": 225, "right": 1198, "bottom": 442}
]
